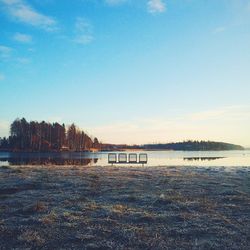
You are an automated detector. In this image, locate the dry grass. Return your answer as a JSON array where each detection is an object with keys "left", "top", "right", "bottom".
[
  {"left": 0, "top": 164, "right": 249, "bottom": 249},
  {"left": 40, "top": 210, "right": 58, "bottom": 225},
  {"left": 18, "top": 230, "right": 45, "bottom": 245}
]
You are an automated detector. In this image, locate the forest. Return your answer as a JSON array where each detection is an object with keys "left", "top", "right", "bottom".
[
  {"left": 0, "top": 118, "right": 100, "bottom": 152},
  {"left": 143, "top": 141, "right": 244, "bottom": 151},
  {"left": 0, "top": 119, "right": 244, "bottom": 152},
  {"left": 100, "top": 141, "right": 244, "bottom": 151}
]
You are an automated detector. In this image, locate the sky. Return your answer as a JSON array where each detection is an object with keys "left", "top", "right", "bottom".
[{"left": 0, "top": 0, "right": 250, "bottom": 146}]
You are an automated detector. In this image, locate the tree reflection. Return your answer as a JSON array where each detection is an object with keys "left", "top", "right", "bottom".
[
  {"left": 183, "top": 157, "right": 225, "bottom": 161},
  {"left": 1, "top": 157, "right": 97, "bottom": 166}
]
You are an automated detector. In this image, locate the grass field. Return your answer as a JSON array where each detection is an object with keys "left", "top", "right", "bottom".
[{"left": 0, "top": 164, "right": 249, "bottom": 249}]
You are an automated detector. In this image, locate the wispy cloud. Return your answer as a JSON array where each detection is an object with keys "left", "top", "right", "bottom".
[
  {"left": 0, "top": 45, "right": 13, "bottom": 58},
  {"left": 105, "top": 0, "right": 127, "bottom": 6},
  {"left": 13, "top": 32, "right": 32, "bottom": 43},
  {"left": 16, "top": 57, "right": 31, "bottom": 64},
  {"left": 213, "top": 26, "right": 226, "bottom": 34},
  {"left": 28, "top": 47, "right": 35, "bottom": 52},
  {"left": 227, "top": 0, "right": 250, "bottom": 26},
  {"left": 0, "top": 73, "right": 5, "bottom": 81},
  {"left": 188, "top": 105, "right": 250, "bottom": 121},
  {"left": 73, "top": 17, "right": 93, "bottom": 45},
  {"left": 248, "top": 1, "right": 250, "bottom": 12},
  {"left": 0, "top": 0, "right": 57, "bottom": 31},
  {"left": 147, "top": 0, "right": 166, "bottom": 14},
  {"left": 88, "top": 105, "right": 250, "bottom": 146},
  {"left": 105, "top": 0, "right": 167, "bottom": 14}
]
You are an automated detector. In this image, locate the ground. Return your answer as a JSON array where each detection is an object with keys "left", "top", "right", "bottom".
[{"left": 0, "top": 164, "right": 249, "bottom": 249}]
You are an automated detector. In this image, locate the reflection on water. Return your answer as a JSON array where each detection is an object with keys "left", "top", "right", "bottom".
[
  {"left": 183, "top": 157, "right": 225, "bottom": 161},
  {"left": 0, "top": 157, "right": 98, "bottom": 166},
  {"left": 0, "top": 150, "right": 249, "bottom": 167},
  {"left": 0, "top": 152, "right": 99, "bottom": 166}
]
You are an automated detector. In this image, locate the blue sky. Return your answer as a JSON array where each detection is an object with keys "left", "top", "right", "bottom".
[{"left": 0, "top": 0, "right": 250, "bottom": 146}]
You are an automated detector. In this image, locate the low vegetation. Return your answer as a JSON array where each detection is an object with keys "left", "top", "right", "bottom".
[{"left": 0, "top": 165, "right": 249, "bottom": 249}]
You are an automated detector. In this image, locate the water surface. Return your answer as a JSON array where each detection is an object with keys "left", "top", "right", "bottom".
[{"left": 0, "top": 150, "right": 249, "bottom": 167}]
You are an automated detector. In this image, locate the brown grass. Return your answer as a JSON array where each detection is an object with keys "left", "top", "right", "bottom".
[
  {"left": 18, "top": 230, "right": 45, "bottom": 245},
  {"left": 0, "top": 164, "right": 249, "bottom": 249}
]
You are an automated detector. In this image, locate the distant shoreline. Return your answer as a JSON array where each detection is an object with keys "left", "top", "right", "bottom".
[{"left": 0, "top": 148, "right": 246, "bottom": 153}]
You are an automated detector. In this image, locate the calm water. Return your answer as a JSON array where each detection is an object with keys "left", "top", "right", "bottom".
[{"left": 0, "top": 150, "right": 249, "bottom": 167}]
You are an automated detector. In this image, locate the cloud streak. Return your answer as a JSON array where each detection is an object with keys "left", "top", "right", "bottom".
[
  {"left": 0, "top": 45, "right": 13, "bottom": 58},
  {"left": 16, "top": 57, "right": 31, "bottom": 64},
  {"left": 87, "top": 105, "right": 250, "bottom": 146},
  {"left": 105, "top": 0, "right": 167, "bottom": 14},
  {"left": 105, "top": 0, "right": 127, "bottom": 6},
  {"left": 13, "top": 32, "right": 32, "bottom": 43},
  {"left": 147, "top": 0, "right": 166, "bottom": 13},
  {"left": 213, "top": 26, "right": 226, "bottom": 34},
  {"left": 0, "top": 73, "right": 5, "bottom": 81},
  {"left": 0, "top": 0, "right": 57, "bottom": 31},
  {"left": 73, "top": 17, "right": 93, "bottom": 45}
]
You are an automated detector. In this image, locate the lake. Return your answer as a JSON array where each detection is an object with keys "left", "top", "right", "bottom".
[{"left": 0, "top": 150, "right": 249, "bottom": 167}]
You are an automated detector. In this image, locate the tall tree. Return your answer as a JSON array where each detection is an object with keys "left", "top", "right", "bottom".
[{"left": 2, "top": 118, "right": 98, "bottom": 152}]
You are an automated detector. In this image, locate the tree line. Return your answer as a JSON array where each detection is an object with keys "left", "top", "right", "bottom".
[
  {"left": 99, "top": 140, "right": 244, "bottom": 151},
  {"left": 143, "top": 140, "right": 244, "bottom": 151},
  {"left": 0, "top": 118, "right": 100, "bottom": 152}
]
